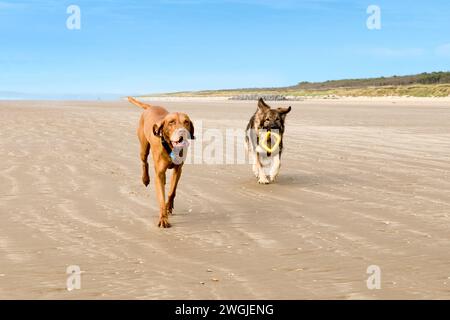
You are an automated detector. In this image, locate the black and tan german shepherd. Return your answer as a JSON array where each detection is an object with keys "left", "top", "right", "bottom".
[{"left": 245, "top": 98, "right": 291, "bottom": 184}]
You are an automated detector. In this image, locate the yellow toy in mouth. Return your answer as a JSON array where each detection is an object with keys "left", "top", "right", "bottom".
[{"left": 259, "top": 131, "right": 281, "bottom": 153}]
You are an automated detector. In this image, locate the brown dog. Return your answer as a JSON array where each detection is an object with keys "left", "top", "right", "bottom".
[{"left": 128, "top": 97, "right": 194, "bottom": 228}]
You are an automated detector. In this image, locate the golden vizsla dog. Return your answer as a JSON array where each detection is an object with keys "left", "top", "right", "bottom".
[{"left": 128, "top": 97, "right": 194, "bottom": 228}]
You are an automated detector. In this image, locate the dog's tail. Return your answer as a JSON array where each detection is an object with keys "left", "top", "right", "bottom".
[{"left": 127, "top": 96, "right": 152, "bottom": 110}]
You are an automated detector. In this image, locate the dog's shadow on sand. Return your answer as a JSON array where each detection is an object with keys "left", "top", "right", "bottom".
[{"left": 264, "top": 172, "right": 346, "bottom": 188}]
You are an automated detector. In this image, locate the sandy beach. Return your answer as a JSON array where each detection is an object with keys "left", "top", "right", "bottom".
[{"left": 1, "top": 97, "right": 450, "bottom": 299}]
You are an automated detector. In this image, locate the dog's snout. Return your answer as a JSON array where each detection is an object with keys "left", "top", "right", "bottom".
[{"left": 171, "top": 128, "right": 190, "bottom": 145}]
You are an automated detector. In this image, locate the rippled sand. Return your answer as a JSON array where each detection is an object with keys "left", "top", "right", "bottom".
[{"left": 0, "top": 98, "right": 449, "bottom": 299}]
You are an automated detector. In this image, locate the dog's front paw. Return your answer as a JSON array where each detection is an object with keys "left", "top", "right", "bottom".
[
  {"left": 258, "top": 175, "right": 270, "bottom": 184},
  {"left": 158, "top": 217, "right": 171, "bottom": 228},
  {"left": 269, "top": 174, "right": 278, "bottom": 183}
]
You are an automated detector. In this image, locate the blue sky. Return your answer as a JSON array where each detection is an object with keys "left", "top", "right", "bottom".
[{"left": 0, "top": 0, "right": 449, "bottom": 98}]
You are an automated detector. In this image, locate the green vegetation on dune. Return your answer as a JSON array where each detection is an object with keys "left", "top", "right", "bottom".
[
  {"left": 326, "top": 84, "right": 450, "bottom": 97},
  {"left": 288, "top": 84, "right": 450, "bottom": 98},
  {"left": 292, "top": 72, "right": 450, "bottom": 90},
  {"left": 142, "top": 72, "right": 450, "bottom": 98}
]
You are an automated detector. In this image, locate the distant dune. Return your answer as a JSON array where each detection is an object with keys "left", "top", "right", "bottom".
[{"left": 142, "top": 72, "right": 450, "bottom": 99}]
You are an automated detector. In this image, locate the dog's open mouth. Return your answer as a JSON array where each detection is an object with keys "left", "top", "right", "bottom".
[{"left": 171, "top": 136, "right": 190, "bottom": 149}]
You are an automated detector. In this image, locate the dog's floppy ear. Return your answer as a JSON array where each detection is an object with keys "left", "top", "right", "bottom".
[
  {"left": 153, "top": 121, "right": 165, "bottom": 137},
  {"left": 188, "top": 120, "right": 195, "bottom": 140},
  {"left": 257, "top": 98, "right": 270, "bottom": 112}
]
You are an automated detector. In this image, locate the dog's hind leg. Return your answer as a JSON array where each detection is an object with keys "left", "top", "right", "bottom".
[
  {"left": 138, "top": 128, "right": 151, "bottom": 187},
  {"left": 140, "top": 142, "right": 150, "bottom": 187}
]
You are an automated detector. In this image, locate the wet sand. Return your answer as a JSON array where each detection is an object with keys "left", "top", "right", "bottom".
[{"left": 0, "top": 98, "right": 450, "bottom": 299}]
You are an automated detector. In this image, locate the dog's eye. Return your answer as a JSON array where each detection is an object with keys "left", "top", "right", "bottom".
[{"left": 169, "top": 120, "right": 176, "bottom": 125}]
